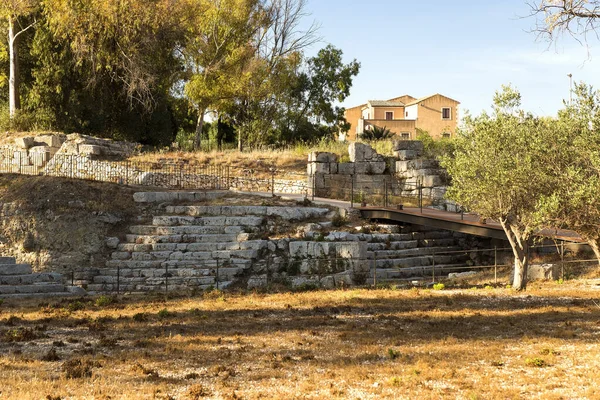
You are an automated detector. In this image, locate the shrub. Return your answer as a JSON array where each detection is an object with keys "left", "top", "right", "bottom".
[
  {"left": 62, "top": 358, "right": 100, "bottom": 379},
  {"left": 525, "top": 357, "right": 547, "bottom": 367},
  {"left": 433, "top": 283, "right": 445, "bottom": 290},
  {"left": 95, "top": 295, "right": 115, "bottom": 307},
  {"left": 359, "top": 126, "right": 394, "bottom": 141}
]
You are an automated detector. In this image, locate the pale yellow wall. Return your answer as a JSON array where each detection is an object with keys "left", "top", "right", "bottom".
[
  {"left": 343, "top": 104, "right": 366, "bottom": 141},
  {"left": 414, "top": 95, "right": 459, "bottom": 139},
  {"left": 365, "top": 120, "right": 416, "bottom": 138},
  {"left": 373, "top": 106, "right": 405, "bottom": 120}
]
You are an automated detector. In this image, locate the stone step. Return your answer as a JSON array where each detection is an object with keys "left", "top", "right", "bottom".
[
  {"left": 0, "top": 291, "right": 79, "bottom": 299},
  {"left": 152, "top": 215, "right": 264, "bottom": 227},
  {"left": 133, "top": 191, "right": 228, "bottom": 203},
  {"left": 371, "top": 264, "right": 469, "bottom": 279},
  {"left": 94, "top": 266, "right": 243, "bottom": 279},
  {"left": 0, "top": 284, "right": 66, "bottom": 295},
  {"left": 0, "top": 264, "right": 33, "bottom": 275},
  {"left": 367, "top": 241, "right": 419, "bottom": 251},
  {"left": 106, "top": 259, "right": 252, "bottom": 270},
  {"left": 129, "top": 225, "right": 247, "bottom": 235},
  {"left": 112, "top": 249, "right": 259, "bottom": 261},
  {"left": 124, "top": 233, "right": 251, "bottom": 244},
  {"left": 0, "top": 257, "right": 16, "bottom": 264},
  {"left": 166, "top": 205, "right": 329, "bottom": 220},
  {"left": 117, "top": 240, "right": 268, "bottom": 253},
  {"left": 86, "top": 280, "right": 231, "bottom": 294},
  {"left": 367, "top": 246, "right": 462, "bottom": 260},
  {"left": 0, "top": 272, "right": 63, "bottom": 285},
  {"left": 371, "top": 254, "right": 462, "bottom": 269}
]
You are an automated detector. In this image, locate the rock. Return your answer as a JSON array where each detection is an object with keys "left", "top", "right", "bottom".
[
  {"left": 247, "top": 275, "right": 267, "bottom": 289},
  {"left": 66, "top": 286, "right": 87, "bottom": 295},
  {"left": 448, "top": 271, "right": 477, "bottom": 279},
  {"left": 392, "top": 140, "right": 424, "bottom": 152},
  {"left": 349, "top": 142, "right": 379, "bottom": 162},
  {"left": 528, "top": 264, "right": 558, "bottom": 281},
  {"left": 106, "top": 237, "right": 120, "bottom": 249},
  {"left": 34, "top": 134, "right": 65, "bottom": 148},
  {"left": 78, "top": 144, "right": 103, "bottom": 156},
  {"left": 14, "top": 137, "right": 35, "bottom": 149}
]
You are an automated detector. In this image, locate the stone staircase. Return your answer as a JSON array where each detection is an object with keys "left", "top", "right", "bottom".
[
  {"left": 364, "top": 230, "right": 470, "bottom": 282},
  {"left": 309, "top": 227, "right": 475, "bottom": 284},
  {"left": 88, "top": 200, "right": 331, "bottom": 294},
  {"left": 0, "top": 257, "right": 85, "bottom": 298}
]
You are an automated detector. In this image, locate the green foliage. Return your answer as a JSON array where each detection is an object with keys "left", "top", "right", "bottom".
[
  {"left": 416, "top": 129, "right": 455, "bottom": 160},
  {"left": 157, "top": 308, "right": 171, "bottom": 319},
  {"left": 441, "top": 84, "right": 563, "bottom": 290},
  {"left": 95, "top": 295, "right": 114, "bottom": 308},
  {"left": 432, "top": 283, "right": 445, "bottom": 290},
  {"left": 359, "top": 125, "right": 394, "bottom": 141},
  {"left": 525, "top": 357, "right": 547, "bottom": 367}
]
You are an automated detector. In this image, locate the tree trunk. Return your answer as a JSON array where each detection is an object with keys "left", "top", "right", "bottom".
[
  {"left": 193, "top": 108, "right": 206, "bottom": 151},
  {"left": 587, "top": 238, "right": 600, "bottom": 265},
  {"left": 8, "top": 17, "right": 21, "bottom": 118},
  {"left": 499, "top": 219, "right": 530, "bottom": 291}
]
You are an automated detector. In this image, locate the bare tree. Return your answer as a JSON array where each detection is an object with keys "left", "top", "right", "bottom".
[
  {"left": 528, "top": 0, "right": 600, "bottom": 46},
  {"left": 1, "top": 0, "right": 38, "bottom": 118}
]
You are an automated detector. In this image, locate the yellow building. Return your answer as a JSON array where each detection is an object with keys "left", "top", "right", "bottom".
[{"left": 343, "top": 93, "right": 460, "bottom": 141}]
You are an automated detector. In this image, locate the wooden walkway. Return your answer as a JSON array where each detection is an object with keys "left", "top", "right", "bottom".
[{"left": 359, "top": 206, "right": 583, "bottom": 243}]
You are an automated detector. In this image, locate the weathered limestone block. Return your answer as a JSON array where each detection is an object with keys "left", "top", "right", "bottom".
[
  {"left": 307, "top": 162, "right": 332, "bottom": 175},
  {"left": 392, "top": 139, "right": 424, "bottom": 153},
  {"left": 0, "top": 264, "right": 33, "bottom": 275},
  {"left": 334, "top": 242, "right": 367, "bottom": 259},
  {"left": 34, "top": 134, "right": 65, "bottom": 148},
  {"left": 394, "top": 150, "right": 420, "bottom": 161},
  {"left": 349, "top": 142, "right": 384, "bottom": 162},
  {"left": 421, "top": 175, "right": 443, "bottom": 187},
  {"left": 308, "top": 152, "right": 338, "bottom": 163},
  {"left": 79, "top": 144, "right": 103, "bottom": 156},
  {"left": 338, "top": 162, "right": 355, "bottom": 175},
  {"left": 528, "top": 264, "right": 559, "bottom": 281},
  {"left": 15, "top": 137, "right": 35, "bottom": 149}
]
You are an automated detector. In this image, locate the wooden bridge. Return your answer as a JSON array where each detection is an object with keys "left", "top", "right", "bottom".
[{"left": 359, "top": 206, "right": 583, "bottom": 243}]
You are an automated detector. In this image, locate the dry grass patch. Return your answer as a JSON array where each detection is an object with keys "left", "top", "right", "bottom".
[{"left": 1, "top": 283, "right": 600, "bottom": 399}]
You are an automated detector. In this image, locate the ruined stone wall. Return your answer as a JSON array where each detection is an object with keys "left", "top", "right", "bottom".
[{"left": 307, "top": 141, "right": 456, "bottom": 210}]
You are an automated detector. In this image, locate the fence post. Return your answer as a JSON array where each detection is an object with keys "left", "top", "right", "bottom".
[
  {"left": 432, "top": 252, "right": 436, "bottom": 283},
  {"left": 216, "top": 259, "right": 220, "bottom": 290},
  {"left": 494, "top": 246, "right": 498, "bottom": 284},
  {"left": 384, "top": 181, "right": 388, "bottom": 208},
  {"left": 165, "top": 263, "right": 169, "bottom": 295},
  {"left": 373, "top": 251, "right": 377, "bottom": 288},
  {"left": 560, "top": 241, "right": 565, "bottom": 280},
  {"left": 419, "top": 180, "right": 423, "bottom": 213},
  {"left": 350, "top": 174, "right": 354, "bottom": 208},
  {"left": 116, "top": 264, "right": 120, "bottom": 295},
  {"left": 311, "top": 173, "right": 316, "bottom": 201},
  {"left": 71, "top": 270, "right": 74, "bottom": 286},
  {"left": 271, "top": 171, "right": 275, "bottom": 197},
  {"left": 266, "top": 254, "right": 271, "bottom": 288}
]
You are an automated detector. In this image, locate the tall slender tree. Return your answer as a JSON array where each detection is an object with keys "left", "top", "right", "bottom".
[{"left": 1, "top": 0, "right": 38, "bottom": 117}]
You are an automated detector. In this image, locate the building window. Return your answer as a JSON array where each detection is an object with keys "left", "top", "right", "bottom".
[
  {"left": 442, "top": 132, "right": 451, "bottom": 138},
  {"left": 401, "top": 132, "right": 410, "bottom": 139},
  {"left": 385, "top": 111, "right": 393, "bottom": 120},
  {"left": 442, "top": 107, "right": 451, "bottom": 120},
  {"left": 405, "top": 111, "right": 408, "bottom": 117}
]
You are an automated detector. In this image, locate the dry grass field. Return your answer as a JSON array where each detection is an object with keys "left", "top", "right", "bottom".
[{"left": 1, "top": 278, "right": 600, "bottom": 400}]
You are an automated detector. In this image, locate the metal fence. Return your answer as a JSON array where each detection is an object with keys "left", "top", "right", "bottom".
[{"left": 64, "top": 242, "right": 598, "bottom": 295}]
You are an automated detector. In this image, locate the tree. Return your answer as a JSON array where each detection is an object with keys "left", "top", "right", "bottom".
[
  {"left": 441, "top": 85, "right": 560, "bottom": 290},
  {"left": 182, "top": 0, "right": 266, "bottom": 150},
  {"left": 537, "top": 83, "right": 600, "bottom": 263},
  {"left": 0, "top": 0, "right": 38, "bottom": 118},
  {"left": 528, "top": 0, "right": 600, "bottom": 47}
]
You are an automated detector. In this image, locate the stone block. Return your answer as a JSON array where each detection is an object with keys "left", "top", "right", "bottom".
[
  {"left": 349, "top": 142, "right": 376, "bottom": 162},
  {"left": 35, "top": 135, "right": 65, "bottom": 148},
  {"left": 392, "top": 139, "right": 424, "bottom": 152},
  {"left": 335, "top": 242, "right": 367, "bottom": 259},
  {"left": 0, "top": 257, "right": 16, "bottom": 264},
  {"left": 0, "top": 264, "right": 32, "bottom": 275},
  {"left": 309, "top": 152, "right": 337, "bottom": 163},
  {"left": 394, "top": 150, "right": 420, "bottom": 161},
  {"left": 528, "top": 264, "right": 559, "bottom": 281},
  {"left": 422, "top": 175, "right": 443, "bottom": 187},
  {"left": 133, "top": 192, "right": 155, "bottom": 202},
  {"left": 79, "top": 144, "right": 103, "bottom": 156},
  {"left": 15, "top": 137, "right": 35, "bottom": 149},
  {"left": 338, "top": 162, "right": 355, "bottom": 175}
]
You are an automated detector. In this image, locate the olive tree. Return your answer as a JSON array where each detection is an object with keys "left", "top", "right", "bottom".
[{"left": 442, "top": 86, "right": 561, "bottom": 290}]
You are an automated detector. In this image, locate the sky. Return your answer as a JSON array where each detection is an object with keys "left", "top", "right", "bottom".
[{"left": 302, "top": 0, "right": 599, "bottom": 118}]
